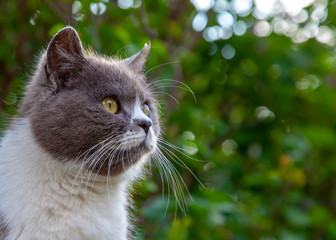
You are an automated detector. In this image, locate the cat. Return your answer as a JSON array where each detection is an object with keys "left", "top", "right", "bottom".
[{"left": 0, "top": 26, "right": 161, "bottom": 240}]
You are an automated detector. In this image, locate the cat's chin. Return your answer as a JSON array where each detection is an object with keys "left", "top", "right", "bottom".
[{"left": 86, "top": 146, "right": 148, "bottom": 176}]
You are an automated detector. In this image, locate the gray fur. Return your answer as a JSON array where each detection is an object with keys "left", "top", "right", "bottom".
[{"left": 19, "top": 27, "right": 160, "bottom": 175}]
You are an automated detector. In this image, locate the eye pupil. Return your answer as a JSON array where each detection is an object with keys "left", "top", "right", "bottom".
[{"left": 102, "top": 97, "right": 118, "bottom": 114}]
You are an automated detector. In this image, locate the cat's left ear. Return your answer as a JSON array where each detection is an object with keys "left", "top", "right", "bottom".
[
  {"left": 45, "top": 26, "right": 85, "bottom": 89},
  {"left": 124, "top": 43, "right": 150, "bottom": 73}
]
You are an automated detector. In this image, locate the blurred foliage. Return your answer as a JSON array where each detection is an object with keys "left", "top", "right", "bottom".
[{"left": 2, "top": 0, "right": 336, "bottom": 239}]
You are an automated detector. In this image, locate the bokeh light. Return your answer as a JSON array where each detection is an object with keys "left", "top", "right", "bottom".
[
  {"left": 192, "top": 12, "right": 208, "bottom": 32},
  {"left": 221, "top": 44, "right": 235, "bottom": 59},
  {"left": 233, "top": 20, "right": 247, "bottom": 35},
  {"left": 222, "top": 139, "right": 238, "bottom": 155},
  {"left": 90, "top": 2, "right": 106, "bottom": 15},
  {"left": 117, "top": 0, "right": 141, "bottom": 9},
  {"left": 190, "top": 0, "right": 334, "bottom": 47},
  {"left": 253, "top": 21, "right": 272, "bottom": 37},
  {"left": 191, "top": 0, "right": 214, "bottom": 12},
  {"left": 217, "top": 11, "right": 234, "bottom": 29}
]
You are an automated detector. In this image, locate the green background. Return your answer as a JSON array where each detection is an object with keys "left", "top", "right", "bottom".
[{"left": 1, "top": 0, "right": 336, "bottom": 239}]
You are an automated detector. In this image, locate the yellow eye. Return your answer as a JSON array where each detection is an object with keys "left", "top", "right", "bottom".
[
  {"left": 102, "top": 97, "right": 118, "bottom": 114},
  {"left": 143, "top": 104, "right": 150, "bottom": 116}
]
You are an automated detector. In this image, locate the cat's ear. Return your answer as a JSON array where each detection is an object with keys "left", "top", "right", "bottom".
[
  {"left": 124, "top": 43, "right": 150, "bottom": 73},
  {"left": 45, "top": 26, "right": 84, "bottom": 89}
]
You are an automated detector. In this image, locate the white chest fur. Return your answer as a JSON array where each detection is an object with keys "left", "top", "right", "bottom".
[{"left": 0, "top": 119, "right": 144, "bottom": 240}]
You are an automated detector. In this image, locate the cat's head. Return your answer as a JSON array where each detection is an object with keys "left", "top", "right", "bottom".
[{"left": 21, "top": 27, "right": 160, "bottom": 176}]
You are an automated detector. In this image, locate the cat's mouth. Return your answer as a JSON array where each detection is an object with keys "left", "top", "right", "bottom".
[
  {"left": 118, "top": 135, "right": 146, "bottom": 150},
  {"left": 118, "top": 129, "right": 157, "bottom": 151},
  {"left": 82, "top": 132, "right": 157, "bottom": 176}
]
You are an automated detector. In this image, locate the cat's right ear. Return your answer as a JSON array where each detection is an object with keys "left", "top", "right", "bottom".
[
  {"left": 45, "top": 26, "right": 85, "bottom": 90},
  {"left": 123, "top": 43, "right": 150, "bottom": 73}
]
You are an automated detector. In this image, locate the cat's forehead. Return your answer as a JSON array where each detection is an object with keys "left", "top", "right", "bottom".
[{"left": 84, "top": 57, "right": 147, "bottom": 101}]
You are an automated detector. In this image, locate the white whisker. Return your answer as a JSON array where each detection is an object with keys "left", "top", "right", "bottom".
[
  {"left": 159, "top": 139, "right": 205, "bottom": 162},
  {"left": 150, "top": 91, "right": 179, "bottom": 104},
  {"left": 159, "top": 143, "right": 205, "bottom": 189},
  {"left": 147, "top": 78, "right": 197, "bottom": 103}
]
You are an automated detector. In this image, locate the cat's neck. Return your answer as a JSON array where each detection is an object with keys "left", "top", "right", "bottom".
[{"left": 0, "top": 118, "right": 134, "bottom": 240}]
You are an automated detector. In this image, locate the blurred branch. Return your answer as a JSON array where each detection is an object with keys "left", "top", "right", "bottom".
[
  {"left": 135, "top": 0, "right": 202, "bottom": 113},
  {"left": 165, "top": 0, "right": 202, "bottom": 112},
  {"left": 138, "top": 4, "right": 158, "bottom": 39}
]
